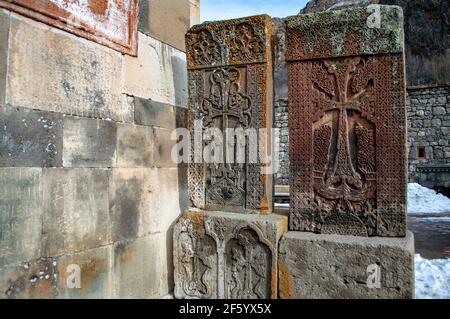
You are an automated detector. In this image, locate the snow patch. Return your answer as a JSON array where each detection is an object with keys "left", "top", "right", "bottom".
[
  {"left": 408, "top": 183, "right": 450, "bottom": 214},
  {"left": 415, "top": 254, "right": 450, "bottom": 299}
]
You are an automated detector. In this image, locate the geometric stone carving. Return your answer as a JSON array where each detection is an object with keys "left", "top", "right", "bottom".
[
  {"left": 286, "top": 6, "right": 408, "bottom": 237},
  {"left": 173, "top": 209, "right": 287, "bottom": 299},
  {"left": 186, "top": 15, "right": 273, "bottom": 214}
]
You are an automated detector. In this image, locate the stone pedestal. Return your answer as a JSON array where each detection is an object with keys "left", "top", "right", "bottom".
[
  {"left": 278, "top": 231, "right": 415, "bottom": 299},
  {"left": 174, "top": 209, "right": 287, "bottom": 299}
]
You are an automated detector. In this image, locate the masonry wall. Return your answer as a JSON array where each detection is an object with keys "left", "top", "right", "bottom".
[
  {"left": 0, "top": 1, "right": 199, "bottom": 299},
  {"left": 407, "top": 85, "right": 450, "bottom": 188}
]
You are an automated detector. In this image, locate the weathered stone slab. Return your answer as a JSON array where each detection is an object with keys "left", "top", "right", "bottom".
[
  {"left": 110, "top": 168, "right": 183, "bottom": 242},
  {"left": 0, "top": 107, "right": 63, "bottom": 167},
  {"left": 138, "top": 0, "right": 191, "bottom": 51},
  {"left": 186, "top": 15, "right": 274, "bottom": 213},
  {"left": 62, "top": 116, "right": 117, "bottom": 167},
  {"left": 123, "top": 32, "right": 188, "bottom": 107},
  {"left": 134, "top": 97, "right": 187, "bottom": 129},
  {"left": 0, "top": 168, "right": 42, "bottom": 268},
  {"left": 55, "top": 245, "right": 113, "bottom": 299},
  {"left": 173, "top": 209, "right": 287, "bottom": 299},
  {"left": 286, "top": 6, "right": 408, "bottom": 236},
  {"left": 286, "top": 5, "right": 404, "bottom": 61},
  {"left": 153, "top": 127, "right": 177, "bottom": 168},
  {"left": 42, "top": 169, "right": 111, "bottom": 256},
  {"left": 0, "top": 9, "right": 9, "bottom": 105},
  {"left": 0, "top": 258, "right": 55, "bottom": 299},
  {"left": 6, "top": 15, "right": 132, "bottom": 122},
  {"left": 63, "top": 116, "right": 117, "bottom": 168},
  {"left": 116, "top": 124, "right": 154, "bottom": 168},
  {"left": 113, "top": 234, "right": 171, "bottom": 298},
  {"left": 278, "top": 231, "right": 415, "bottom": 299}
]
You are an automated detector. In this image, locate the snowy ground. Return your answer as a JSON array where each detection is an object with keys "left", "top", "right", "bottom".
[
  {"left": 408, "top": 183, "right": 450, "bottom": 214},
  {"left": 407, "top": 183, "right": 450, "bottom": 299},
  {"left": 415, "top": 254, "right": 450, "bottom": 299}
]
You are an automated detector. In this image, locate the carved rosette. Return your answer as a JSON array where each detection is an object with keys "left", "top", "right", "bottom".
[
  {"left": 286, "top": 7, "right": 407, "bottom": 237},
  {"left": 173, "top": 210, "right": 286, "bottom": 299},
  {"left": 186, "top": 15, "right": 273, "bottom": 213}
]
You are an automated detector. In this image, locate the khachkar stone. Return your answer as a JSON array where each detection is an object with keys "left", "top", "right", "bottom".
[
  {"left": 286, "top": 5, "right": 408, "bottom": 237},
  {"left": 186, "top": 15, "right": 273, "bottom": 214},
  {"left": 280, "top": 5, "right": 414, "bottom": 299},
  {"left": 173, "top": 209, "right": 287, "bottom": 299}
]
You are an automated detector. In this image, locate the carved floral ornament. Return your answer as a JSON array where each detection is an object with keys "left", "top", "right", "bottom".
[{"left": 187, "top": 19, "right": 266, "bottom": 68}]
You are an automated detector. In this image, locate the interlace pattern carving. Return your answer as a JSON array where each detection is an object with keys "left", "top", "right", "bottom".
[
  {"left": 288, "top": 55, "right": 407, "bottom": 237},
  {"left": 186, "top": 16, "right": 272, "bottom": 213}
]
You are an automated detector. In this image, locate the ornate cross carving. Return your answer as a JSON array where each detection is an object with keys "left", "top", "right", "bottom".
[{"left": 313, "top": 57, "right": 374, "bottom": 204}]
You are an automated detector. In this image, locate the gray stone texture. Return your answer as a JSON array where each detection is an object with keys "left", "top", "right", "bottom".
[
  {"left": 116, "top": 124, "right": 154, "bottom": 168},
  {"left": 0, "top": 258, "right": 55, "bottom": 299},
  {"left": 407, "top": 85, "right": 450, "bottom": 188},
  {"left": 6, "top": 14, "right": 132, "bottom": 122},
  {"left": 0, "top": 9, "right": 9, "bottom": 105},
  {"left": 55, "top": 246, "right": 113, "bottom": 299},
  {"left": 139, "top": 0, "right": 192, "bottom": 51},
  {"left": 174, "top": 209, "right": 287, "bottom": 299},
  {"left": 63, "top": 116, "right": 117, "bottom": 168},
  {"left": 41, "top": 168, "right": 112, "bottom": 256},
  {"left": 134, "top": 97, "right": 187, "bottom": 129},
  {"left": 274, "top": 99, "right": 289, "bottom": 185},
  {"left": 0, "top": 168, "right": 42, "bottom": 268},
  {"left": 113, "top": 234, "right": 172, "bottom": 298},
  {"left": 278, "top": 231, "right": 415, "bottom": 299},
  {"left": 0, "top": 106, "right": 63, "bottom": 167}
]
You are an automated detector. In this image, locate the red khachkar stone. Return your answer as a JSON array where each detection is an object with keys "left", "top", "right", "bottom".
[{"left": 286, "top": 6, "right": 407, "bottom": 237}]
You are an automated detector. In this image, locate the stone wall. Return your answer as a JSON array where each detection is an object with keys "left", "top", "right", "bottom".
[
  {"left": 0, "top": 1, "right": 199, "bottom": 299},
  {"left": 407, "top": 85, "right": 450, "bottom": 188}
]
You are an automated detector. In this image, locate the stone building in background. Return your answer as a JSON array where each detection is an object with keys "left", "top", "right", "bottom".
[
  {"left": 0, "top": 0, "right": 199, "bottom": 298},
  {"left": 274, "top": 0, "right": 450, "bottom": 193}
]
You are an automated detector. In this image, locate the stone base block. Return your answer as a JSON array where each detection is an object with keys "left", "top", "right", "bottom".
[
  {"left": 174, "top": 209, "right": 287, "bottom": 299},
  {"left": 279, "top": 231, "right": 415, "bottom": 299}
]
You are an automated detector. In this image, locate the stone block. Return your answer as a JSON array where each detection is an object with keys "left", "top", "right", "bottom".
[
  {"left": 110, "top": 168, "right": 183, "bottom": 242},
  {"left": 55, "top": 246, "right": 113, "bottom": 299},
  {"left": 278, "top": 231, "right": 415, "bottom": 299},
  {"left": 134, "top": 97, "right": 187, "bottom": 129},
  {"left": 153, "top": 128, "right": 177, "bottom": 168},
  {"left": 186, "top": 15, "right": 274, "bottom": 213},
  {"left": 123, "top": 32, "right": 188, "bottom": 108},
  {"left": 173, "top": 209, "right": 287, "bottom": 299},
  {"left": 113, "top": 234, "right": 171, "bottom": 298},
  {"left": 286, "top": 6, "right": 408, "bottom": 237},
  {"left": 6, "top": 15, "right": 132, "bottom": 122},
  {"left": 42, "top": 168, "right": 111, "bottom": 256},
  {"left": 116, "top": 124, "right": 154, "bottom": 168},
  {"left": 0, "top": 106, "right": 63, "bottom": 167},
  {"left": 0, "top": 168, "right": 42, "bottom": 268},
  {"left": 0, "top": 9, "right": 9, "bottom": 105},
  {"left": 62, "top": 116, "right": 117, "bottom": 168},
  {"left": 138, "top": 0, "right": 191, "bottom": 51},
  {"left": 0, "top": 258, "right": 55, "bottom": 299}
]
